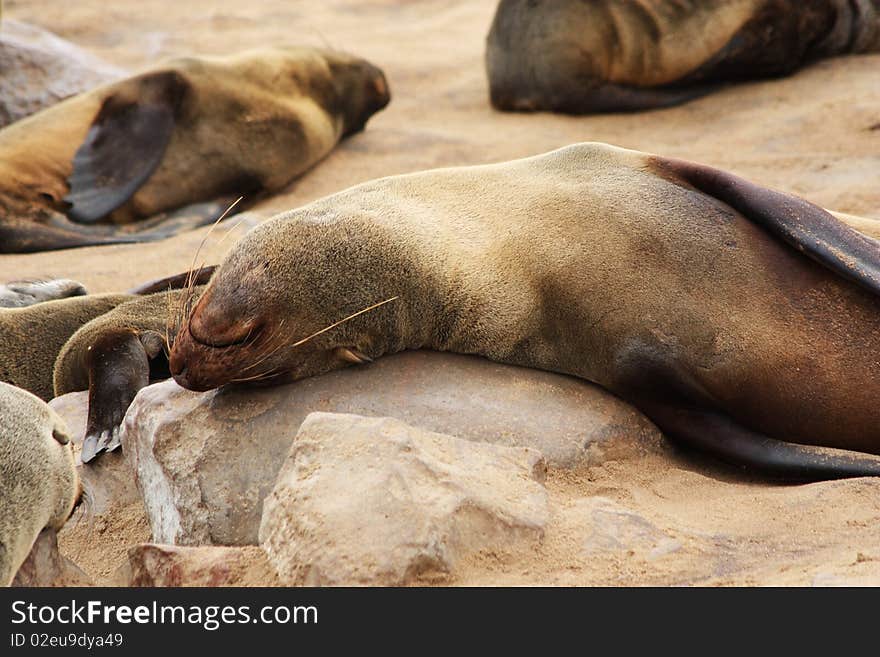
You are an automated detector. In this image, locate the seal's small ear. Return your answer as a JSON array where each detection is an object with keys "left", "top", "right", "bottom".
[
  {"left": 65, "top": 70, "right": 190, "bottom": 224},
  {"left": 334, "top": 347, "right": 372, "bottom": 364},
  {"left": 139, "top": 330, "right": 167, "bottom": 359}
]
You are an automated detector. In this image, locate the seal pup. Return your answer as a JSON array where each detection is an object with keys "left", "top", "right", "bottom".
[
  {"left": 0, "top": 267, "right": 215, "bottom": 402},
  {"left": 486, "top": 0, "right": 880, "bottom": 113},
  {"left": 168, "top": 143, "right": 880, "bottom": 480},
  {"left": 0, "top": 382, "right": 79, "bottom": 586},
  {"left": 53, "top": 286, "right": 202, "bottom": 463},
  {"left": 0, "top": 45, "right": 390, "bottom": 252}
]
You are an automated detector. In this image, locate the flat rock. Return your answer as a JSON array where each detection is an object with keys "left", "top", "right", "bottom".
[
  {"left": 118, "top": 544, "right": 277, "bottom": 587},
  {"left": 0, "top": 19, "right": 125, "bottom": 127},
  {"left": 122, "top": 351, "right": 663, "bottom": 545},
  {"left": 12, "top": 530, "right": 93, "bottom": 587},
  {"left": 577, "top": 497, "right": 683, "bottom": 560},
  {"left": 260, "top": 413, "right": 548, "bottom": 585}
]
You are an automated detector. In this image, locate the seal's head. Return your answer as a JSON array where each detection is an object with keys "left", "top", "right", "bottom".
[
  {"left": 315, "top": 49, "right": 391, "bottom": 136},
  {"left": 0, "top": 382, "right": 79, "bottom": 586},
  {"left": 220, "top": 46, "right": 391, "bottom": 137},
  {"left": 169, "top": 209, "right": 407, "bottom": 392}
]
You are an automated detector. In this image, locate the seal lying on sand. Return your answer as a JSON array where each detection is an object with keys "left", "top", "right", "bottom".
[
  {"left": 0, "top": 382, "right": 79, "bottom": 586},
  {"left": 167, "top": 142, "right": 880, "bottom": 480},
  {"left": 486, "top": 0, "right": 880, "bottom": 113},
  {"left": 0, "top": 45, "right": 389, "bottom": 252}
]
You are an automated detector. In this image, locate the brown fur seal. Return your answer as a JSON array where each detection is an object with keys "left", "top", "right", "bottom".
[
  {"left": 0, "top": 267, "right": 214, "bottom": 399},
  {"left": 486, "top": 0, "right": 880, "bottom": 113},
  {"left": 0, "top": 45, "right": 389, "bottom": 252},
  {"left": 167, "top": 142, "right": 880, "bottom": 480},
  {"left": 0, "top": 381, "right": 79, "bottom": 586}
]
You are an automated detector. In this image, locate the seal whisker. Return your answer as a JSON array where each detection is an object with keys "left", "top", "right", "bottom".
[
  {"left": 289, "top": 296, "right": 399, "bottom": 349},
  {"left": 174, "top": 197, "right": 243, "bottom": 332}
]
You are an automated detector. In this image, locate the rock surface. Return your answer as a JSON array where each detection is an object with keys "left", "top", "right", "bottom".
[
  {"left": 260, "top": 413, "right": 548, "bottom": 585},
  {"left": 118, "top": 543, "right": 277, "bottom": 586},
  {"left": 0, "top": 19, "right": 125, "bottom": 127},
  {"left": 122, "top": 351, "right": 663, "bottom": 546},
  {"left": 50, "top": 392, "right": 142, "bottom": 516},
  {"left": 12, "top": 530, "right": 93, "bottom": 587},
  {"left": 577, "top": 497, "right": 684, "bottom": 560}
]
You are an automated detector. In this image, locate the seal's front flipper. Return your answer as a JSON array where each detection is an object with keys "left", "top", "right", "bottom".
[
  {"left": 651, "top": 156, "right": 880, "bottom": 298},
  {"left": 567, "top": 83, "right": 720, "bottom": 114},
  {"left": 641, "top": 402, "right": 880, "bottom": 481},
  {"left": 81, "top": 329, "right": 165, "bottom": 464},
  {"left": 65, "top": 71, "right": 189, "bottom": 224},
  {"left": 497, "top": 82, "right": 719, "bottom": 114}
]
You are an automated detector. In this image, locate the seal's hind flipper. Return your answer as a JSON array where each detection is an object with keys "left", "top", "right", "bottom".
[
  {"left": 652, "top": 156, "right": 880, "bottom": 298},
  {"left": 642, "top": 402, "right": 880, "bottom": 481},
  {"left": 65, "top": 71, "right": 189, "bottom": 224},
  {"left": 0, "top": 216, "right": 165, "bottom": 253},
  {"left": 0, "top": 279, "right": 87, "bottom": 308},
  {"left": 128, "top": 265, "right": 217, "bottom": 295}
]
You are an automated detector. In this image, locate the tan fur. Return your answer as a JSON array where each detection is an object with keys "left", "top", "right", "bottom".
[
  {"left": 53, "top": 289, "right": 193, "bottom": 397},
  {"left": 0, "top": 293, "right": 133, "bottom": 400},
  {"left": 486, "top": 0, "right": 880, "bottom": 112},
  {"left": 0, "top": 382, "right": 78, "bottom": 586},
  {"left": 170, "top": 142, "right": 880, "bottom": 461},
  {"left": 0, "top": 45, "right": 389, "bottom": 248}
]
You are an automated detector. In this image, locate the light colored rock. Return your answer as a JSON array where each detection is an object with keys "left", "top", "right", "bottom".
[
  {"left": 118, "top": 543, "right": 277, "bottom": 587},
  {"left": 122, "top": 351, "right": 663, "bottom": 546},
  {"left": 12, "top": 529, "right": 93, "bottom": 587},
  {"left": 577, "top": 497, "right": 683, "bottom": 560},
  {"left": 0, "top": 20, "right": 125, "bottom": 127},
  {"left": 50, "top": 392, "right": 142, "bottom": 517},
  {"left": 260, "top": 412, "right": 549, "bottom": 586}
]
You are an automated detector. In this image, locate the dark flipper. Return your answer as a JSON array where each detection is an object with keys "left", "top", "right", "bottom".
[
  {"left": 1, "top": 197, "right": 238, "bottom": 254},
  {"left": 128, "top": 265, "right": 217, "bottom": 295},
  {"left": 0, "top": 217, "right": 164, "bottom": 254},
  {"left": 652, "top": 156, "right": 880, "bottom": 298},
  {"left": 641, "top": 402, "right": 880, "bottom": 481},
  {"left": 494, "top": 82, "right": 720, "bottom": 114},
  {"left": 81, "top": 329, "right": 165, "bottom": 464},
  {"left": 64, "top": 70, "right": 190, "bottom": 224}
]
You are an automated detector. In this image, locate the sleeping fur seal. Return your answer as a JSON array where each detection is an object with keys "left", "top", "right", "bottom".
[
  {"left": 167, "top": 142, "right": 880, "bottom": 480},
  {"left": 0, "top": 45, "right": 389, "bottom": 252},
  {"left": 0, "top": 381, "right": 79, "bottom": 586},
  {"left": 486, "top": 0, "right": 880, "bottom": 113}
]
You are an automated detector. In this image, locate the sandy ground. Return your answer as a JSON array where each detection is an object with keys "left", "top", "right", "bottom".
[{"left": 4, "top": 0, "right": 880, "bottom": 586}]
